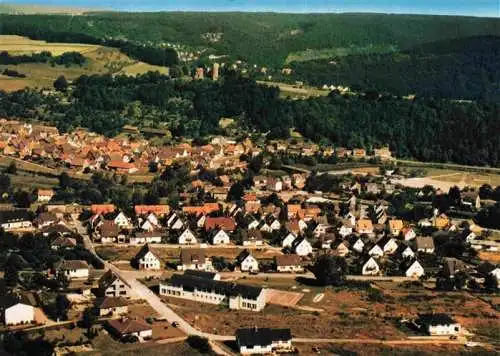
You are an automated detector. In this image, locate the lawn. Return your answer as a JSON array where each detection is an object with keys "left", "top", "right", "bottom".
[{"left": 257, "top": 80, "right": 329, "bottom": 99}]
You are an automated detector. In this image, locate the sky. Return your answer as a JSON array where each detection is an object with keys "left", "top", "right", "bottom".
[{"left": 5, "top": 0, "right": 500, "bottom": 17}]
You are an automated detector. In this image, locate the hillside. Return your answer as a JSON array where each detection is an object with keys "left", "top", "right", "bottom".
[
  {"left": 0, "top": 35, "right": 169, "bottom": 92},
  {"left": 0, "top": 3, "right": 97, "bottom": 15},
  {"left": 0, "top": 12, "right": 499, "bottom": 67}
]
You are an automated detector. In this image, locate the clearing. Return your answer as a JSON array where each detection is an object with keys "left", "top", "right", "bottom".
[
  {"left": 257, "top": 80, "right": 329, "bottom": 99},
  {"left": 0, "top": 35, "right": 171, "bottom": 92},
  {"left": 266, "top": 289, "right": 304, "bottom": 307}
]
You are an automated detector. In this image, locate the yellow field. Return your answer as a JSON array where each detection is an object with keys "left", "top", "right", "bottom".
[
  {"left": 257, "top": 80, "right": 329, "bottom": 98},
  {"left": 424, "top": 168, "right": 500, "bottom": 187},
  {"left": 0, "top": 36, "right": 171, "bottom": 92},
  {"left": 0, "top": 35, "right": 99, "bottom": 56}
]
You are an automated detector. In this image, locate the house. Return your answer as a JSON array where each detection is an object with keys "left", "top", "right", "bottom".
[
  {"left": 3, "top": 297, "right": 35, "bottom": 326},
  {"left": 129, "top": 231, "right": 162, "bottom": 245},
  {"left": 415, "top": 236, "right": 435, "bottom": 253},
  {"left": 416, "top": 314, "right": 461, "bottom": 336},
  {"left": 405, "top": 260, "right": 425, "bottom": 278},
  {"left": 350, "top": 236, "right": 365, "bottom": 253},
  {"left": 134, "top": 244, "right": 161, "bottom": 270},
  {"left": 291, "top": 238, "right": 313, "bottom": 256},
  {"left": 356, "top": 219, "right": 373, "bottom": 235},
  {"left": 281, "top": 232, "right": 297, "bottom": 248},
  {"left": 0, "top": 210, "right": 32, "bottom": 231},
  {"left": 313, "top": 223, "right": 331, "bottom": 237},
  {"left": 178, "top": 249, "right": 213, "bottom": 271},
  {"left": 338, "top": 220, "right": 353, "bottom": 238},
  {"left": 178, "top": 228, "right": 197, "bottom": 245},
  {"left": 237, "top": 250, "right": 259, "bottom": 272},
  {"left": 106, "top": 318, "right": 152, "bottom": 340},
  {"left": 402, "top": 227, "right": 417, "bottom": 241},
  {"left": 236, "top": 328, "right": 292, "bottom": 355},
  {"left": 134, "top": 204, "right": 170, "bottom": 217},
  {"left": 333, "top": 241, "right": 350, "bottom": 257},
  {"left": 275, "top": 255, "right": 303, "bottom": 273},
  {"left": 51, "top": 236, "right": 77, "bottom": 250},
  {"left": 442, "top": 257, "right": 469, "bottom": 278},
  {"left": 56, "top": 260, "right": 89, "bottom": 280},
  {"left": 98, "top": 297, "right": 129, "bottom": 317},
  {"left": 211, "top": 229, "right": 230, "bottom": 245},
  {"left": 110, "top": 211, "right": 131, "bottom": 229},
  {"left": 242, "top": 229, "right": 265, "bottom": 246},
  {"left": 477, "top": 262, "right": 500, "bottom": 283},
  {"left": 37, "top": 189, "right": 55, "bottom": 202},
  {"left": 184, "top": 269, "right": 221, "bottom": 281},
  {"left": 461, "top": 230, "right": 477, "bottom": 244},
  {"left": 377, "top": 236, "right": 399, "bottom": 254},
  {"left": 91, "top": 204, "right": 116, "bottom": 215},
  {"left": 396, "top": 244, "right": 415, "bottom": 259},
  {"left": 99, "top": 271, "right": 133, "bottom": 298},
  {"left": 204, "top": 217, "right": 236, "bottom": 232},
  {"left": 362, "top": 257, "right": 380, "bottom": 275},
  {"left": 35, "top": 212, "right": 58, "bottom": 228},
  {"left": 433, "top": 214, "right": 449, "bottom": 230},
  {"left": 160, "top": 273, "right": 266, "bottom": 311},
  {"left": 461, "top": 191, "right": 481, "bottom": 210},
  {"left": 388, "top": 219, "right": 404, "bottom": 236},
  {"left": 367, "top": 243, "right": 384, "bottom": 258}
]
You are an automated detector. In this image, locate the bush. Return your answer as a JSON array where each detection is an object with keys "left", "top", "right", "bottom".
[{"left": 187, "top": 335, "right": 211, "bottom": 353}]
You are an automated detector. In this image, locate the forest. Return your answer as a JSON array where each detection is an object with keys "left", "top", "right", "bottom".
[
  {"left": 0, "top": 50, "right": 87, "bottom": 66},
  {"left": 288, "top": 36, "right": 500, "bottom": 101},
  {"left": 0, "top": 72, "right": 499, "bottom": 167},
  {"left": 0, "top": 12, "right": 498, "bottom": 66}
]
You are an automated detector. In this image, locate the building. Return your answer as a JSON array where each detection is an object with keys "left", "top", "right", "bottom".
[
  {"left": 388, "top": 219, "right": 404, "bottom": 236},
  {"left": 178, "top": 249, "right": 213, "bottom": 271},
  {"left": 281, "top": 232, "right": 297, "bottom": 248},
  {"left": 134, "top": 205, "right": 170, "bottom": 217},
  {"left": 237, "top": 250, "right": 259, "bottom": 272},
  {"left": 415, "top": 236, "right": 435, "bottom": 253},
  {"left": 184, "top": 269, "right": 221, "bottom": 281},
  {"left": 275, "top": 255, "right": 303, "bottom": 273},
  {"left": 133, "top": 244, "right": 161, "bottom": 270},
  {"left": 106, "top": 318, "right": 152, "bottom": 339},
  {"left": 99, "top": 271, "right": 133, "bottom": 298},
  {"left": 362, "top": 257, "right": 380, "bottom": 275},
  {"left": 212, "top": 62, "right": 220, "bottom": 81},
  {"left": 160, "top": 273, "right": 266, "bottom": 311},
  {"left": 211, "top": 229, "right": 230, "bottom": 245},
  {"left": 291, "top": 238, "right": 313, "bottom": 256},
  {"left": 56, "top": 260, "right": 89, "bottom": 280},
  {"left": 416, "top": 314, "right": 461, "bottom": 336},
  {"left": 37, "top": 189, "right": 55, "bottom": 202},
  {"left": 178, "top": 228, "right": 197, "bottom": 244},
  {"left": 129, "top": 231, "right": 162, "bottom": 245},
  {"left": 405, "top": 260, "right": 425, "bottom": 278},
  {"left": 204, "top": 217, "right": 236, "bottom": 232},
  {"left": 3, "top": 297, "right": 35, "bottom": 326},
  {"left": 236, "top": 328, "right": 292, "bottom": 355},
  {"left": 356, "top": 219, "right": 373, "bottom": 235},
  {"left": 98, "top": 297, "right": 129, "bottom": 317},
  {"left": 242, "top": 229, "right": 264, "bottom": 246},
  {"left": 0, "top": 210, "right": 32, "bottom": 231}
]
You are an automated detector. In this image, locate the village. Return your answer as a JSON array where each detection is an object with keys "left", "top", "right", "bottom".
[{"left": 0, "top": 121, "right": 499, "bottom": 355}]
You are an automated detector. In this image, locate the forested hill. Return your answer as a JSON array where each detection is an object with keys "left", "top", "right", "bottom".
[{"left": 0, "top": 12, "right": 499, "bottom": 66}]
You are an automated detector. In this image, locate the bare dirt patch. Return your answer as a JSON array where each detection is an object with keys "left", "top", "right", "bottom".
[{"left": 266, "top": 289, "right": 303, "bottom": 306}]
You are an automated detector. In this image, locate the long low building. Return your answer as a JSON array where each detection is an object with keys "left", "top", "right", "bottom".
[{"left": 159, "top": 273, "right": 266, "bottom": 311}]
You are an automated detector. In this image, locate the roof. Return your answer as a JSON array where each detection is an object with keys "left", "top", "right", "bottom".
[
  {"left": 275, "top": 254, "right": 301, "bottom": 267},
  {"left": 184, "top": 269, "right": 217, "bottom": 280},
  {"left": 107, "top": 318, "right": 151, "bottom": 335},
  {"left": 134, "top": 205, "right": 170, "bottom": 216},
  {"left": 57, "top": 260, "right": 89, "bottom": 270},
  {"left": 417, "top": 313, "right": 457, "bottom": 326},
  {"left": 204, "top": 217, "right": 236, "bottom": 231},
  {"left": 99, "top": 270, "right": 130, "bottom": 290},
  {"left": 236, "top": 328, "right": 292, "bottom": 347},
  {"left": 356, "top": 219, "right": 373, "bottom": 231},
  {"left": 91, "top": 204, "right": 116, "bottom": 214},
  {"left": 0, "top": 209, "right": 31, "bottom": 224},
  {"left": 477, "top": 262, "right": 498, "bottom": 276},
  {"left": 389, "top": 219, "right": 404, "bottom": 231},
  {"left": 134, "top": 244, "right": 160, "bottom": 261},
  {"left": 180, "top": 248, "right": 207, "bottom": 265},
  {"left": 415, "top": 236, "right": 435, "bottom": 250},
  {"left": 98, "top": 297, "right": 128, "bottom": 309},
  {"left": 51, "top": 236, "right": 77, "bottom": 248},
  {"left": 100, "top": 220, "right": 120, "bottom": 237},
  {"left": 168, "top": 274, "right": 263, "bottom": 300}
]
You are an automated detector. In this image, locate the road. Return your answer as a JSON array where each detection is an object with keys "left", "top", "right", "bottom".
[{"left": 293, "top": 337, "right": 465, "bottom": 345}]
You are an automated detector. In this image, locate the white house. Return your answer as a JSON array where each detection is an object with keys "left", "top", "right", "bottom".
[
  {"left": 367, "top": 244, "right": 384, "bottom": 258},
  {"left": 236, "top": 328, "right": 292, "bottom": 355},
  {"left": 379, "top": 237, "right": 399, "bottom": 254},
  {"left": 238, "top": 251, "right": 259, "bottom": 272},
  {"left": 352, "top": 237, "right": 365, "bottom": 253},
  {"left": 362, "top": 257, "right": 380, "bottom": 275},
  {"left": 134, "top": 245, "right": 161, "bottom": 270},
  {"left": 415, "top": 236, "right": 435, "bottom": 253},
  {"left": 334, "top": 241, "right": 350, "bottom": 257},
  {"left": 57, "top": 260, "right": 89, "bottom": 280},
  {"left": 417, "top": 314, "right": 461, "bottom": 336},
  {"left": 113, "top": 212, "right": 131, "bottom": 229},
  {"left": 178, "top": 228, "right": 197, "bottom": 244},
  {"left": 0, "top": 210, "right": 33, "bottom": 231},
  {"left": 170, "top": 216, "right": 185, "bottom": 230},
  {"left": 276, "top": 255, "right": 303, "bottom": 273},
  {"left": 400, "top": 245, "right": 415, "bottom": 259},
  {"left": 269, "top": 219, "right": 281, "bottom": 231},
  {"left": 4, "top": 302, "right": 35, "bottom": 326},
  {"left": 313, "top": 224, "right": 331, "bottom": 237},
  {"left": 197, "top": 215, "right": 206, "bottom": 228},
  {"left": 292, "top": 238, "right": 313, "bottom": 256},
  {"left": 338, "top": 222, "right": 353, "bottom": 238},
  {"left": 402, "top": 227, "right": 417, "bottom": 241},
  {"left": 405, "top": 260, "right": 425, "bottom": 278},
  {"left": 281, "top": 233, "right": 297, "bottom": 248},
  {"left": 211, "top": 229, "right": 230, "bottom": 245},
  {"left": 129, "top": 231, "right": 162, "bottom": 245},
  {"left": 160, "top": 273, "right": 266, "bottom": 311},
  {"left": 178, "top": 249, "right": 213, "bottom": 271}
]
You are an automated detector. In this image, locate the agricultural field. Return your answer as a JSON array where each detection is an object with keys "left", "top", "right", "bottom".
[{"left": 0, "top": 35, "right": 171, "bottom": 92}]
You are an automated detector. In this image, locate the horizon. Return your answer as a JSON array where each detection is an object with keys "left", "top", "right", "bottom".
[{"left": 3, "top": 0, "right": 500, "bottom": 17}]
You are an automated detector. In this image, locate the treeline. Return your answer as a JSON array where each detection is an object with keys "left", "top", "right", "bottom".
[
  {"left": 2, "top": 68, "right": 26, "bottom": 78},
  {"left": 0, "top": 20, "right": 178, "bottom": 67},
  {"left": 289, "top": 36, "right": 500, "bottom": 101},
  {"left": 0, "top": 50, "right": 86, "bottom": 67},
  {"left": 0, "top": 73, "right": 499, "bottom": 167}
]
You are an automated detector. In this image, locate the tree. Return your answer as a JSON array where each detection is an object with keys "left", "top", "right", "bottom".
[
  {"left": 448, "top": 186, "right": 461, "bottom": 206},
  {"left": 484, "top": 274, "right": 498, "bottom": 291},
  {"left": 59, "top": 172, "right": 71, "bottom": 189},
  {"left": 4, "top": 161, "right": 16, "bottom": 174},
  {"left": 186, "top": 335, "right": 211, "bottom": 353},
  {"left": 4, "top": 263, "right": 18, "bottom": 287},
  {"left": 227, "top": 182, "right": 244, "bottom": 202},
  {"left": 54, "top": 294, "right": 70, "bottom": 321},
  {"left": 81, "top": 307, "right": 97, "bottom": 331},
  {"left": 54, "top": 75, "right": 68, "bottom": 92},
  {"left": 13, "top": 190, "right": 32, "bottom": 208},
  {"left": 311, "top": 255, "right": 347, "bottom": 286}
]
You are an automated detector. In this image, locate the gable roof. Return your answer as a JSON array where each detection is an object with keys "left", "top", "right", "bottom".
[
  {"left": 0, "top": 209, "right": 31, "bottom": 224},
  {"left": 204, "top": 217, "right": 236, "bottom": 231},
  {"left": 134, "top": 244, "right": 160, "bottom": 261},
  {"left": 275, "top": 254, "right": 301, "bottom": 267},
  {"left": 417, "top": 313, "right": 457, "bottom": 326},
  {"left": 180, "top": 248, "right": 207, "bottom": 265},
  {"left": 107, "top": 318, "right": 151, "bottom": 335},
  {"left": 184, "top": 269, "right": 217, "bottom": 280},
  {"left": 57, "top": 260, "right": 89, "bottom": 270},
  {"left": 98, "top": 296, "right": 128, "bottom": 309},
  {"left": 415, "top": 236, "right": 435, "bottom": 250}
]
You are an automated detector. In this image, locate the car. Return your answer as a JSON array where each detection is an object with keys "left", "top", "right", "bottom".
[{"left": 172, "top": 321, "right": 179, "bottom": 327}]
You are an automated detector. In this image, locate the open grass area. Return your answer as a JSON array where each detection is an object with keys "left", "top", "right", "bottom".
[
  {"left": 257, "top": 80, "right": 329, "bottom": 99},
  {"left": 118, "top": 62, "right": 170, "bottom": 76},
  {"left": 285, "top": 44, "right": 397, "bottom": 64},
  {"left": 423, "top": 168, "right": 500, "bottom": 187},
  {"left": 0, "top": 35, "right": 99, "bottom": 55}
]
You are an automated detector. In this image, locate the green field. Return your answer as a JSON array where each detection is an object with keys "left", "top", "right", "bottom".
[{"left": 285, "top": 44, "right": 398, "bottom": 64}]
